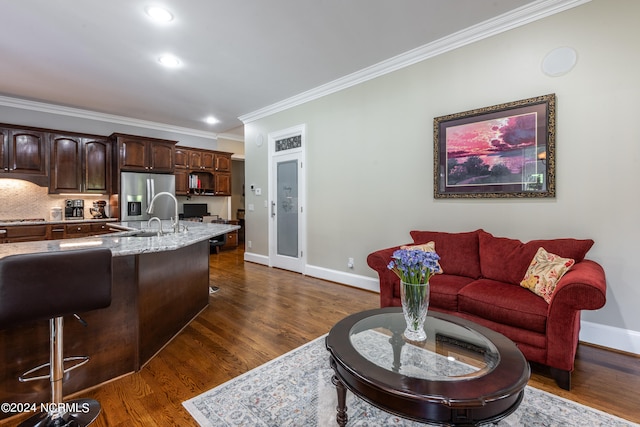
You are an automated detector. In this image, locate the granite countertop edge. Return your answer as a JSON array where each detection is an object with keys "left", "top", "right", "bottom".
[{"left": 0, "top": 220, "right": 240, "bottom": 259}]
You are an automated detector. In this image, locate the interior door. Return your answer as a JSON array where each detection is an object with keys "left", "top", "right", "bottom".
[{"left": 269, "top": 126, "right": 305, "bottom": 273}]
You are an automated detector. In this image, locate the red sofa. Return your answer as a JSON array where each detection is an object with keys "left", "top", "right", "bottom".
[{"left": 366, "top": 229, "right": 607, "bottom": 390}]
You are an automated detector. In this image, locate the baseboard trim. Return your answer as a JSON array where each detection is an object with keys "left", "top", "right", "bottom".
[
  {"left": 304, "top": 265, "right": 380, "bottom": 293},
  {"left": 243, "top": 251, "right": 270, "bottom": 265},
  {"left": 580, "top": 320, "right": 640, "bottom": 355}
]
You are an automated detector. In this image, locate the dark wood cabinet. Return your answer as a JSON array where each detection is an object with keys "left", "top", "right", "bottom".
[
  {"left": 112, "top": 133, "right": 176, "bottom": 173},
  {"left": 174, "top": 147, "right": 190, "bottom": 169},
  {"left": 49, "top": 134, "right": 82, "bottom": 192},
  {"left": 214, "top": 152, "right": 231, "bottom": 172},
  {"left": 1, "top": 224, "right": 48, "bottom": 243},
  {"left": 174, "top": 147, "right": 232, "bottom": 196},
  {"left": 0, "top": 126, "right": 48, "bottom": 186},
  {"left": 49, "top": 134, "right": 111, "bottom": 194},
  {"left": 0, "top": 221, "right": 116, "bottom": 244},
  {"left": 175, "top": 169, "right": 190, "bottom": 195},
  {"left": 83, "top": 138, "right": 111, "bottom": 193},
  {"left": 215, "top": 172, "right": 231, "bottom": 196}
]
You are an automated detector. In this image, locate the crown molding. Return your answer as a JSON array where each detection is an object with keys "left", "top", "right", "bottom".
[
  {"left": 239, "top": 0, "right": 591, "bottom": 124},
  {"left": 0, "top": 95, "right": 219, "bottom": 140},
  {"left": 217, "top": 132, "right": 244, "bottom": 142}
]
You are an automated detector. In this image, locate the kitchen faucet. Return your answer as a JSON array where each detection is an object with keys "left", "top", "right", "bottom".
[
  {"left": 146, "top": 192, "right": 180, "bottom": 233},
  {"left": 147, "top": 216, "right": 163, "bottom": 236}
]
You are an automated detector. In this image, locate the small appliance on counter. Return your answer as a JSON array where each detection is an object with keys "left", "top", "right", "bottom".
[
  {"left": 50, "top": 207, "right": 63, "bottom": 221},
  {"left": 89, "top": 200, "right": 109, "bottom": 218},
  {"left": 64, "top": 199, "right": 84, "bottom": 219}
]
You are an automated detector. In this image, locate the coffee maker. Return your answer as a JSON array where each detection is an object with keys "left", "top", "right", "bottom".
[{"left": 64, "top": 199, "right": 84, "bottom": 219}]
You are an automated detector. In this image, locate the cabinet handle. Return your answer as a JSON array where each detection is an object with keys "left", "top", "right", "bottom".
[{"left": 0, "top": 230, "right": 6, "bottom": 235}]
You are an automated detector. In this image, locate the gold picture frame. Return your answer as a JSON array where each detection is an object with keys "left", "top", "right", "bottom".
[{"left": 434, "top": 94, "right": 556, "bottom": 199}]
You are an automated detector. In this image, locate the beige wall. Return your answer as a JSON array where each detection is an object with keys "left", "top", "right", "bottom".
[{"left": 244, "top": 0, "right": 640, "bottom": 352}]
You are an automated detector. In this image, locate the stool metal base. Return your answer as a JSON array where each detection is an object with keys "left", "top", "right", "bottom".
[{"left": 18, "top": 398, "right": 101, "bottom": 427}]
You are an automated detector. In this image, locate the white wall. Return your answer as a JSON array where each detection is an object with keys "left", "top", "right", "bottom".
[{"left": 244, "top": 0, "right": 640, "bottom": 353}]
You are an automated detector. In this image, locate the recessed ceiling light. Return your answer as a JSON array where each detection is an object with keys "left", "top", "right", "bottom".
[
  {"left": 205, "top": 116, "right": 219, "bottom": 125},
  {"left": 158, "top": 54, "right": 181, "bottom": 68},
  {"left": 145, "top": 6, "right": 173, "bottom": 22}
]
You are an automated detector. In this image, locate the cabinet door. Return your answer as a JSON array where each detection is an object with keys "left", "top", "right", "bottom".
[
  {"left": 0, "top": 128, "right": 7, "bottom": 172},
  {"left": 50, "top": 135, "right": 82, "bottom": 193},
  {"left": 215, "top": 173, "right": 231, "bottom": 196},
  {"left": 175, "top": 148, "right": 190, "bottom": 169},
  {"left": 188, "top": 150, "right": 203, "bottom": 170},
  {"left": 83, "top": 138, "right": 111, "bottom": 193},
  {"left": 149, "top": 141, "right": 175, "bottom": 172},
  {"left": 8, "top": 129, "right": 47, "bottom": 174},
  {"left": 202, "top": 151, "right": 215, "bottom": 171},
  {"left": 175, "top": 170, "right": 189, "bottom": 195},
  {"left": 4, "top": 224, "right": 48, "bottom": 243},
  {"left": 119, "top": 138, "right": 148, "bottom": 171},
  {"left": 214, "top": 153, "right": 231, "bottom": 172}
]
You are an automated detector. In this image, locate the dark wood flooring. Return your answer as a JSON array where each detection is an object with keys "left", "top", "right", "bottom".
[{"left": 2, "top": 244, "right": 638, "bottom": 426}]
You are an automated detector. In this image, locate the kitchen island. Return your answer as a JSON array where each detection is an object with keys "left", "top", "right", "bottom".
[{"left": 0, "top": 220, "right": 239, "bottom": 417}]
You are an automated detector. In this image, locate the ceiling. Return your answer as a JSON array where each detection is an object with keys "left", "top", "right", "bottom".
[{"left": 0, "top": 0, "right": 549, "bottom": 138}]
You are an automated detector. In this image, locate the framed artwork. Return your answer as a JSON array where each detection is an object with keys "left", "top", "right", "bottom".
[{"left": 434, "top": 94, "right": 556, "bottom": 198}]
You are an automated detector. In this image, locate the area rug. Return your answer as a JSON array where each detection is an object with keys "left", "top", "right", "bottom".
[{"left": 183, "top": 335, "right": 637, "bottom": 427}]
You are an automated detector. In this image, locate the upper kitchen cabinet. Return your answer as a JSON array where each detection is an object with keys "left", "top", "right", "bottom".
[
  {"left": 174, "top": 147, "right": 190, "bottom": 169},
  {"left": 0, "top": 126, "right": 48, "bottom": 186},
  {"left": 49, "top": 134, "right": 111, "bottom": 194},
  {"left": 173, "top": 147, "right": 232, "bottom": 196},
  {"left": 111, "top": 133, "right": 176, "bottom": 173},
  {"left": 214, "top": 152, "right": 231, "bottom": 173},
  {"left": 83, "top": 138, "right": 111, "bottom": 193}
]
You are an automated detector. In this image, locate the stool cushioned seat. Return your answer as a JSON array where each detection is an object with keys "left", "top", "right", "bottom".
[{"left": 0, "top": 249, "right": 112, "bottom": 329}]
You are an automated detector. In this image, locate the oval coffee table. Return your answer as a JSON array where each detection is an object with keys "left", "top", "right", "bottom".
[{"left": 325, "top": 307, "right": 530, "bottom": 426}]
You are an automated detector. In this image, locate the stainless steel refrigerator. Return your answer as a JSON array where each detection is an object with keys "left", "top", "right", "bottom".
[{"left": 120, "top": 172, "right": 176, "bottom": 221}]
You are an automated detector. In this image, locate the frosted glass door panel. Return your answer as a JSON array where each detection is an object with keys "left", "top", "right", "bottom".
[{"left": 277, "top": 160, "right": 298, "bottom": 258}]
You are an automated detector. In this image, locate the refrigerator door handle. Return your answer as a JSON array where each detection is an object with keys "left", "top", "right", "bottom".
[{"left": 146, "top": 179, "right": 151, "bottom": 206}]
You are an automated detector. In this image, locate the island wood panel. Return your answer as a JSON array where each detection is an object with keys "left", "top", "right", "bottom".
[
  {"left": 137, "top": 240, "right": 209, "bottom": 367},
  {"left": 0, "top": 255, "right": 137, "bottom": 417}
]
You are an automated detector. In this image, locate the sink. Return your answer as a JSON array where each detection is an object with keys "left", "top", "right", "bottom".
[{"left": 130, "top": 230, "right": 165, "bottom": 237}]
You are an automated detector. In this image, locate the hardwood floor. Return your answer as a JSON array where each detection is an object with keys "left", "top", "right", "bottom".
[{"left": 3, "top": 245, "right": 639, "bottom": 426}]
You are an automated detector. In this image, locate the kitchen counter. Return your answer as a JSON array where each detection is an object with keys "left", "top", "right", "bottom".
[
  {"left": 0, "top": 220, "right": 239, "bottom": 258},
  {"left": 0, "top": 219, "right": 239, "bottom": 418}
]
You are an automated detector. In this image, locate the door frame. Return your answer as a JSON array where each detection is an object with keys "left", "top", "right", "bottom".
[{"left": 268, "top": 124, "right": 306, "bottom": 273}]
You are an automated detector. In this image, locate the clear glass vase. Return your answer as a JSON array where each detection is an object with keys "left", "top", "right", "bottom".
[{"left": 400, "top": 281, "right": 430, "bottom": 341}]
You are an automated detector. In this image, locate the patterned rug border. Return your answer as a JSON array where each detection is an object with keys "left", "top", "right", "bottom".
[{"left": 183, "top": 334, "right": 637, "bottom": 427}]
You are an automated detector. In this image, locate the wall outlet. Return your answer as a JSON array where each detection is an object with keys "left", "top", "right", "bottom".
[
  {"left": 347, "top": 257, "right": 354, "bottom": 269},
  {"left": 247, "top": 240, "right": 252, "bottom": 249}
]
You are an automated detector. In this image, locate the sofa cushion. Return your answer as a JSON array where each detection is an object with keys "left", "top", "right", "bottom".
[
  {"left": 429, "top": 274, "right": 475, "bottom": 312},
  {"left": 478, "top": 230, "right": 593, "bottom": 285},
  {"left": 520, "top": 247, "right": 575, "bottom": 303},
  {"left": 409, "top": 230, "right": 481, "bottom": 279},
  {"left": 458, "top": 279, "right": 548, "bottom": 334}
]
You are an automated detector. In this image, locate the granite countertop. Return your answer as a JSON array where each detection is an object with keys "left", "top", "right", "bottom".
[{"left": 0, "top": 220, "right": 239, "bottom": 259}]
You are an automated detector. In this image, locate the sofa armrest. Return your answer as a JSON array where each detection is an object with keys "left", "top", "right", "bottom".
[
  {"left": 549, "top": 259, "right": 606, "bottom": 311},
  {"left": 545, "top": 259, "right": 606, "bottom": 372},
  {"left": 367, "top": 244, "right": 411, "bottom": 307}
]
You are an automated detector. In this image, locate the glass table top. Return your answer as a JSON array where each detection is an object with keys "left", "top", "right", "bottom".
[{"left": 349, "top": 312, "right": 499, "bottom": 381}]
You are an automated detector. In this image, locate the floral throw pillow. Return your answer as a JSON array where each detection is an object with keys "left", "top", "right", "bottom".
[
  {"left": 520, "top": 247, "right": 575, "bottom": 303},
  {"left": 401, "top": 241, "right": 443, "bottom": 274}
]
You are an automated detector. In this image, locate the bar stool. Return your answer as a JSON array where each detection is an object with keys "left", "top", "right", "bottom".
[{"left": 0, "top": 248, "right": 112, "bottom": 427}]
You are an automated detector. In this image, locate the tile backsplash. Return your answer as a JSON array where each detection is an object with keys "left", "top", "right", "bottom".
[{"left": 0, "top": 178, "right": 109, "bottom": 220}]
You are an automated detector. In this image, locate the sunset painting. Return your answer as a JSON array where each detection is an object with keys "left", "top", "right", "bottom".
[{"left": 445, "top": 112, "right": 543, "bottom": 188}]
